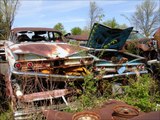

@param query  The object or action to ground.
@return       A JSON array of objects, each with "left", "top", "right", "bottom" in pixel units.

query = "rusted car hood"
[
  {"left": 10, "top": 42, "right": 89, "bottom": 58},
  {"left": 87, "top": 23, "right": 133, "bottom": 50}
]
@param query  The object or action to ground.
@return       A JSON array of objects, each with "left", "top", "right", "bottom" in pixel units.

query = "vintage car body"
[
  {"left": 5, "top": 27, "right": 94, "bottom": 119},
  {"left": 124, "top": 31, "right": 153, "bottom": 51},
  {"left": 4, "top": 26, "right": 148, "bottom": 119},
  {"left": 69, "top": 24, "right": 156, "bottom": 60},
  {"left": 89, "top": 49, "right": 147, "bottom": 80},
  {"left": 86, "top": 23, "right": 148, "bottom": 79},
  {"left": 64, "top": 34, "right": 89, "bottom": 46}
]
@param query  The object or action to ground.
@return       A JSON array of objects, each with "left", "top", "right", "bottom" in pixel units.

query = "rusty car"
[
  {"left": 64, "top": 24, "right": 148, "bottom": 80},
  {"left": 153, "top": 27, "right": 160, "bottom": 60},
  {"left": 4, "top": 27, "right": 94, "bottom": 119},
  {"left": 122, "top": 30, "right": 158, "bottom": 60},
  {"left": 4, "top": 26, "right": 148, "bottom": 119},
  {"left": 64, "top": 34, "right": 89, "bottom": 46},
  {"left": 86, "top": 23, "right": 148, "bottom": 79}
]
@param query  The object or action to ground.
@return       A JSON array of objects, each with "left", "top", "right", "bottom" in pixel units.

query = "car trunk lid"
[{"left": 86, "top": 23, "right": 133, "bottom": 50}]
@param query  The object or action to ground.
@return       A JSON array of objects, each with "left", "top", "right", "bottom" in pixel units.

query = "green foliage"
[
  {"left": 73, "top": 73, "right": 160, "bottom": 113},
  {"left": 103, "top": 18, "right": 127, "bottom": 29},
  {"left": 65, "top": 73, "right": 107, "bottom": 112},
  {"left": 97, "top": 39, "right": 117, "bottom": 58},
  {"left": 0, "top": 12, "right": 6, "bottom": 40},
  {"left": 79, "top": 73, "right": 97, "bottom": 108},
  {"left": 71, "top": 27, "right": 82, "bottom": 35},
  {"left": 68, "top": 40, "right": 80, "bottom": 46},
  {"left": 103, "top": 18, "right": 119, "bottom": 28},
  {"left": 81, "top": 26, "right": 90, "bottom": 36},
  {"left": 0, "top": 108, "right": 13, "bottom": 120},
  {"left": 53, "top": 23, "right": 66, "bottom": 34},
  {"left": 116, "top": 74, "right": 160, "bottom": 112},
  {"left": 125, "top": 42, "right": 142, "bottom": 55}
]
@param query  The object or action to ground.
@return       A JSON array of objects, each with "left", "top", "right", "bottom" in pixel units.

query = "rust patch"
[
  {"left": 11, "top": 43, "right": 89, "bottom": 58},
  {"left": 18, "top": 89, "right": 72, "bottom": 102},
  {"left": 42, "top": 100, "right": 144, "bottom": 120}
]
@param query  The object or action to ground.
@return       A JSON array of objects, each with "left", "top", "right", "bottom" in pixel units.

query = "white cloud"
[
  {"left": 15, "top": 0, "right": 43, "bottom": 18},
  {"left": 15, "top": 1, "right": 89, "bottom": 19},
  {"left": 14, "top": 0, "right": 89, "bottom": 30},
  {"left": 42, "top": 1, "right": 89, "bottom": 12},
  {"left": 97, "top": 0, "right": 127, "bottom": 6}
]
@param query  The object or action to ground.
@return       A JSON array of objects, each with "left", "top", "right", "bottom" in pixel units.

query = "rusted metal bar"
[
  {"left": 12, "top": 70, "right": 84, "bottom": 81},
  {"left": 18, "top": 89, "right": 72, "bottom": 102}
]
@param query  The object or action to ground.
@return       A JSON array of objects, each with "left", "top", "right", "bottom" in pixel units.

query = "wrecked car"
[
  {"left": 153, "top": 27, "right": 160, "bottom": 60},
  {"left": 86, "top": 23, "right": 148, "bottom": 80},
  {"left": 4, "top": 27, "right": 94, "bottom": 119},
  {"left": 123, "top": 30, "right": 157, "bottom": 60},
  {"left": 64, "top": 34, "right": 89, "bottom": 46},
  {"left": 147, "top": 27, "right": 160, "bottom": 80},
  {"left": 4, "top": 26, "right": 148, "bottom": 119}
]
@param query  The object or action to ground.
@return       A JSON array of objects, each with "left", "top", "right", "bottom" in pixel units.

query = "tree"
[
  {"left": 71, "top": 27, "right": 82, "bottom": 35},
  {"left": 53, "top": 23, "right": 66, "bottom": 35},
  {"left": 103, "top": 18, "right": 119, "bottom": 28},
  {"left": 89, "top": 1, "right": 104, "bottom": 30},
  {"left": 125, "top": 0, "right": 160, "bottom": 37},
  {"left": 0, "top": 0, "right": 20, "bottom": 39},
  {"left": 103, "top": 18, "right": 127, "bottom": 29},
  {"left": 81, "top": 26, "right": 90, "bottom": 36},
  {"left": 0, "top": 13, "right": 5, "bottom": 39}
]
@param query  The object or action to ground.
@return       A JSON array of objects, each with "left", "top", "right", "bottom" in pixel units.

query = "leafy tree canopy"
[
  {"left": 53, "top": 23, "right": 66, "bottom": 35},
  {"left": 103, "top": 18, "right": 127, "bottom": 29},
  {"left": 71, "top": 27, "right": 82, "bottom": 35}
]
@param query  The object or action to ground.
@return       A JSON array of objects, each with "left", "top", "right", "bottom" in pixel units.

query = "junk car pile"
[{"left": 1, "top": 24, "right": 150, "bottom": 119}]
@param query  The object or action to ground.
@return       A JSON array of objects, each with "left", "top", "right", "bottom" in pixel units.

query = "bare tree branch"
[
  {"left": 89, "top": 1, "right": 104, "bottom": 30},
  {"left": 0, "top": 0, "right": 19, "bottom": 39},
  {"left": 122, "top": 0, "right": 159, "bottom": 37}
]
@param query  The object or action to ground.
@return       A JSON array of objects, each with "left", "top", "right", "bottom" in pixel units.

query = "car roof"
[{"left": 11, "top": 27, "right": 62, "bottom": 35}]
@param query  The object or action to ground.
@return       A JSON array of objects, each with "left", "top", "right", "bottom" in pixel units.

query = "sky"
[{"left": 13, "top": 0, "right": 160, "bottom": 32}]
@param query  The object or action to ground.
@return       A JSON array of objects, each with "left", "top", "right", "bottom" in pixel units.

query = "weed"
[
  {"left": 116, "top": 74, "right": 160, "bottom": 112},
  {"left": 0, "top": 108, "right": 13, "bottom": 120}
]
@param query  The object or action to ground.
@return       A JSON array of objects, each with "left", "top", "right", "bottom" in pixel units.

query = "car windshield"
[
  {"left": 16, "top": 30, "right": 62, "bottom": 42},
  {"left": 127, "top": 31, "right": 145, "bottom": 40}
]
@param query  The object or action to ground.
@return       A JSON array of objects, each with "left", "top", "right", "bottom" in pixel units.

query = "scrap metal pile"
[{"left": 0, "top": 24, "right": 159, "bottom": 119}]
